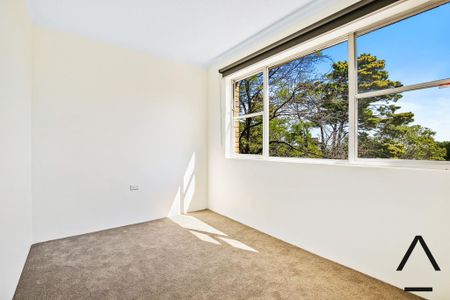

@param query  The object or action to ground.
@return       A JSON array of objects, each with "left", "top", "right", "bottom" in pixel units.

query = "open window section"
[
  {"left": 235, "top": 115, "right": 263, "bottom": 155},
  {"left": 357, "top": 2, "right": 450, "bottom": 93},
  {"left": 232, "top": 72, "right": 264, "bottom": 156},
  {"left": 268, "top": 41, "right": 349, "bottom": 159},
  {"left": 233, "top": 72, "right": 263, "bottom": 117},
  {"left": 358, "top": 87, "right": 450, "bottom": 161}
]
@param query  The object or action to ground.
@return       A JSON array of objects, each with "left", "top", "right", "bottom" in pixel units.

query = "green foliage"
[
  {"left": 269, "top": 117, "right": 322, "bottom": 158},
  {"left": 357, "top": 53, "right": 402, "bottom": 92},
  {"left": 354, "top": 54, "right": 445, "bottom": 160},
  {"left": 237, "top": 73, "right": 263, "bottom": 115},
  {"left": 237, "top": 52, "right": 446, "bottom": 161},
  {"left": 438, "top": 141, "right": 450, "bottom": 161},
  {"left": 267, "top": 52, "right": 348, "bottom": 159},
  {"left": 238, "top": 116, "right": 263, "bottom": 154}
]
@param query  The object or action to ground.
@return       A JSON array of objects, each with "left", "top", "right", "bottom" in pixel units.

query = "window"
[
  {"left": 233, "top": 73, "right": 264, "bottom": 155},
  {"left": 355, "top": 2, "right": 450, "bottom": 162},
  {"left": 358, "top": 87, "right": 450, "bottom": 161},
  {"left": 357, "top": 4, "right": 450, "bottom": 91},
  {"left": 229, "top": 2, "right": 450, "bottom": 167},
  {"left": 269, "top": 41, "right": 348, "bottom": 159}
]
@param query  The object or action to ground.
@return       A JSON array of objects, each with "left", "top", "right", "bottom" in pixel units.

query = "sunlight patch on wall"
[
  {"left": 183, "top": 153, "right": 195, "bottom": 193},
  {"left": 182, "top": 153, "right": 196, "bottom": 213},
  {"left": 168, "top": 187, "right": 181, "bottom": 217},
  {"left": 166, "top": 152, "right": 197, "bottom": 217},
  {"left": 183, "top": 175, "right": 195, "bottom": 214}
]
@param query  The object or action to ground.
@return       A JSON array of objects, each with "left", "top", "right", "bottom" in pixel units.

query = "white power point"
[{"left": 129, "top": 185, "right": 139, "bottom": 191}]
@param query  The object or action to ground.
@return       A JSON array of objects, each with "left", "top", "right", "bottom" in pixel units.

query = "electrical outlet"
[{"left": 129, "top": 185, "right": 139, "bottom": 191}]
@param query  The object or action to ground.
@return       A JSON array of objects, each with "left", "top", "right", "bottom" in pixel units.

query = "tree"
[
  {"left": 354, "top": 54, "right": 445, "bottom": 160},
  {"left": 235, "top": 73, "right": 264, "bottom": 154},
  {"left": 438, "top": 141, "right": 450, "bottom": 161},
  {"left": 268, "top": 54, "right": 326, "bottom": 157},
  {"left": 237, "top": 52, "right": 447, "bottom": 161}
]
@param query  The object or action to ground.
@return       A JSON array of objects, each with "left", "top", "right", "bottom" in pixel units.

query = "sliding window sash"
[{"left": 356, "top": 78, "right": 450, "bottom": 99}]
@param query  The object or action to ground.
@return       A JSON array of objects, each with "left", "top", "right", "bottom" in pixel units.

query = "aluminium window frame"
[
  {"left": 351, "top": 1, "right": 450, "bottom": 169},
  {"left": 231, "top": 37, "right": 348, "bottom": 160},
  {"left": 231, "top": 68, "right": 266, "bottom": 158},
  {"left": 228, "top": 0, "right": 450, "bottom": 170}
]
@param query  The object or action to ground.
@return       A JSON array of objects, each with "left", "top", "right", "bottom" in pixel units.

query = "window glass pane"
[
  {"left": 268, "top": 41, "right": 348, "bottom": 159},
  {"left": 235, "top": 116, "right": 263, "bottom": 155},
  {"left": 234, "top": 72, "right": 263, "bottom": 116},
  {"left": 358, "top": 87, "right": 450, "bottom": 161},
  {"left": 357, "top": 3, "right": 450, "bottom": 93}
]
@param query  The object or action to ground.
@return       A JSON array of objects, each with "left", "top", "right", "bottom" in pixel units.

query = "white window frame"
[
  {"left": 231, "top": 68, "right": 266, "bottom": 159},
  {"left": 225, "top": 0, "right": 450, "bottom": 170}
]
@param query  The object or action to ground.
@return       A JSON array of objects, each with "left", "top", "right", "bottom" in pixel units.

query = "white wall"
[
  {"left": 0, "top": 0, "right": 33, "bottom": 298},
  {"left": 207, "top": 1, "right": 450, "bottom": 299},
  {"left": 32, "top": 26, "right": 208, "bottom": 243}
]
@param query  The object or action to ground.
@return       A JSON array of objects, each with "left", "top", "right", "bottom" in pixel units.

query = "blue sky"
[{"left": 321, "top": 3, "right": 450, "bottom": 141}]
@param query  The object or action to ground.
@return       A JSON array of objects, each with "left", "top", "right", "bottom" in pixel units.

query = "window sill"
[{"left": 227, "top": 155, "right": 450, "bottom": 172}]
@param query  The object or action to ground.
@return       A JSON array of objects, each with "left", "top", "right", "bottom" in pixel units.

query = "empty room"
[{"left": 1, "top": 0, "right": 449, "bottom": 299}]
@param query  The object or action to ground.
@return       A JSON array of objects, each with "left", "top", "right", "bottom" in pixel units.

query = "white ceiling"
[{"left": 28, "top": 0, "right": 317, "bottom": 65}]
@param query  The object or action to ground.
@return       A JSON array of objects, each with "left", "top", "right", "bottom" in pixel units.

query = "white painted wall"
[
  {"left": 2, "top": 0, "right": 447, "bottom": 298},
  {"left": 207, "top": 1, "right": 450, "bottom": 299},
  {"left": 0, "top": 0, "right": 33, "bottom": 298},
  {"left": 32, "top": 26, "right": 208, "bottom": 243}
]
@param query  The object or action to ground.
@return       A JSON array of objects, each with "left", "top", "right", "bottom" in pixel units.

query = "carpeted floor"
[{"left": 15, "top": 210, "right": 420, "bottom": 299}]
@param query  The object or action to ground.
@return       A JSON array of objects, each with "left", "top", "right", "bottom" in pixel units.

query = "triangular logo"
[{"left": 397, "top": 235, "right": 440, "bottom": 271}]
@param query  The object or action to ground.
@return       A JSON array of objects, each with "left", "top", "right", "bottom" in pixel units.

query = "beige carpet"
[{"left": 15, "top": 210, "right": 420, "bottom": 299}]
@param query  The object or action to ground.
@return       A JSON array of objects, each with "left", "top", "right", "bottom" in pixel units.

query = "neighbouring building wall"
[
  {"left": 0, "top": 0, "right": 33, "bottom": 298},
  {"left": 32, "top": 25, "right": 208, "bottom": 243},
  {"left": 207, "top": 1, "right": 450, "bottom": 299}
]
